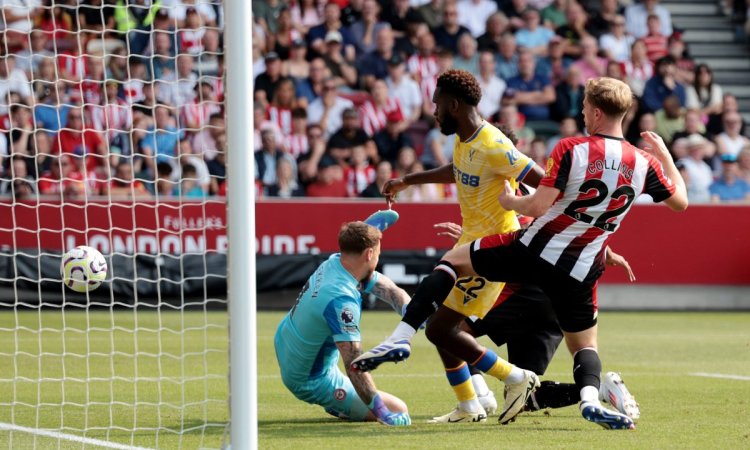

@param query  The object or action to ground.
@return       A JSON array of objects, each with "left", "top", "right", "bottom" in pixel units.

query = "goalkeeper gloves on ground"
[{"left": 368, "top": 394, "right": 411, "bottom": 426}]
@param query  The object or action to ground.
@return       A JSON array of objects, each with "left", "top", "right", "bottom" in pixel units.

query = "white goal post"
[{"left": 0, "top": 1, "right": 240, "bottom": 448}]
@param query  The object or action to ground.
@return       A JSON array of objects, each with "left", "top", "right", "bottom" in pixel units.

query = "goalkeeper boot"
[
  {"left": 351, "top": 339, "right": 411, "bottom": 372},
  {"left": 428, "top": 406, "right": 487, "bottom": 424},
  {"left": 580, "top": 401, "right": 635, "bottom": 430},
  {"left": 498, "top": 370, "right": 540, "bottom": 425},
  {"left": 477, "top": 390, "right": 498, "bottom": 415},
  {"left": 599, "top": 371, "right": 640, "bottom": 421}
]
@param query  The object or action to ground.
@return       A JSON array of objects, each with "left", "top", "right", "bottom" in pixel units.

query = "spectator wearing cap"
[
  {"left": 307, "top": 2, "right": 356, "bottom": 58},
  {"left": 291, "top": 0, "right": 323, "bottom": 35},
  {"left": 294, "top": 57, "right": 327, "bottom": 109},
  {"left": 505, "top": 50, "right": 555, "bottom": 121},
  {"left": 571, "top": 36, "right": 607, "bottom": 82},
  {"left": 715, "top": 112, "right": 750, "bottom": 159},
  {"left": 477, "top": 12, "right": 510, "bottom": 53},
  {"left": 350, "top": 0, "right": 389, "bottom": 56},
  {"left": 253, "top": 52, "right": 289, "bottom": 109},
  {"left": 322, "top": 31, "right": 358, "bottom": 88},
  {"left": 514, "top": 8, "right": 555, "bottom": 57},
  {"left": 678, "top": 134, "right": 715, "bottom": 203},
  {"left": 457, "top": 0, "right": 498, "bottom": 38},
  {"left": 495, "top": 33, "right": 520, "bottom": 81},
  {"left": 385, "top": 55, "right": 422, "bottom": 125},
  {"left": 360, "top": 79, "right": 406, "bottom": 137},
  {"left": 283, "top": 38, "right": 311, "bottom": 80},
  {"left": 307, "top": 78, "right": 354, "bottom": 138},
  {"left": 625, "top": 0, "right": 672, "bottom": 39},
  {"left": 551, "top": 65, "right": 584, "bottom": 126},
  {"left": 255, "top": 128, "right": 298, "bottom": 189},
  {"left": 599, "top": 15, "right": 634, "bottom": 63},
  {"left": 476, "top": 51, "right": 505, "bottom": 119},
  {"left": 535, "top": 35, "right": 571, "bottom": 87},
  {"left": 179, "top": 6, "right": 206, "bottom": 56},
  {"left": 328, "top": 107, "right": 378, "bottom": 165},
  {"left": 373, "top": 109, "right": 412, "bottom": 163},
  {"left": 642, "top": 56, "right": 686, "bottom": 113},
  {"left": 432, "top": 2, "right": 471, "bottom": 54},
  {"left": 453, "top": 33, "right": 480, "bottom": 74},
  {"left": 357, "top": 26, "right": 396, "bottom": 90},
  {"left": 305, "top": 155, "right": 348, "bottom": 198},
  {"left": 710, "top": 155, "right": 750, "bottom": 202},
  {"left": 555, "top": 2, "right": 590, "bottom": 58}
]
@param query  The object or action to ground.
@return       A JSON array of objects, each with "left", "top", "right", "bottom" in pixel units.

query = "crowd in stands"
[
  {"left": 0, "top": 0, "right": 225, "bottom": 200},
  {"left": 0, "top": 1, "right": 748, "bottom": 204}
]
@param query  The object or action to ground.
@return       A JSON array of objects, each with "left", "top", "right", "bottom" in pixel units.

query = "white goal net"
[{"left": 0, "top": 1, "right": 228, "bottom": 448}]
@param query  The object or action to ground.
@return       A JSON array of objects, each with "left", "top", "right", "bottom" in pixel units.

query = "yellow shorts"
[{"left": 443, "top": 276, "right": 505, "bottom": 319}]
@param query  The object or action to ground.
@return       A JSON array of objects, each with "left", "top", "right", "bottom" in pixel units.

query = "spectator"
[
  {"left": 32, "top": 57, "right": 57, "bottom": 101},
  {"left": 196, "top": 29, "right": 221, "bottom": 76},
  {"left": 15, "top": 30, "right": 54, "bottom": 76},
  {"left": 420, "top": 119, "right": 455, "bottom": 169},
  {"left": 173, "top": 139, "right": 211, "bottom": 193},
  {"left": 175, "top": 163, "right": 205, "bottom": 198},
  {"left": 457, "top": 0, "right": 498, "bottom": 38},
  {"left": 0, "top": 155, "right": 36, "bottom": 196},
  {"left": 432, "top": 2, "right": 471, "bottom": 54},
  {"left": 686, "top": 64, "right": 723, "bottom": 118},
  {"left": 625, "top": 0, "right": 672, "bottom": 39},
  {"left": 671, "top": 108, "right": 707, "bottom": 144},
  {"left": 654, "top": 95, "right": 685, "bottom": 144},
  {"left": 571, "top": 35, "right": 607, "bottom": 82},
  {"left": 357, "top": 26, "right": 396, "bottom": 90},
  {"left": 642, "top": 14, "right": 668, "bottom": 63},
  {"left": 123, "top": 57, "right": 149, "bottom": 104},
  {"left": 535, "top": 35, "right": 571, "bottom": 87},
  {"left": 306, "top": 156, "right": 348, "bottom": 197},
  {"left": 255, "top": 128, "right": 297, "bottom": 189},
  {"left": 496, "top": 103, "right": 535, "bottom": 152},
  {"left": 350, "top": 0, "right": 389, "bottom": 56},
  {"left": 407, "top": 30, "right": 440, "bottom": 101},
  {"left": 453, "top": 33, "right": 479, "bottom": 74},
  {"left": 54, "top": 107, "right": 106, "bottom": 173},
  {"left": 328, "top": 107, "right": 378, "bottom": 165},
  {"left": 179, "top": 7, "right": 208, "bottom": 56},
  {"left": 140, "top": 105, "right": 184, "bottom": 173},
  {"left": 505, "top": 50, "right": 555, "bottom": 121},
  {"left": 322, "top": 31, "right": 358, "bottom": 88},
  {"left": 307, "top": 2, "right": 356, "bottom": 58},
  {"left": 38, "top": 155, "right": 85, "bottom": 198},
  {"left": 265, "top": 78, "right": 297, "bottom": 136},
  {"left": 599, "top": 15, "right": 634, "bottom": 63},
  {"left": 541, "top": 0, "right": 567, "bottom": 30},
  {"left": 298, "top": 124, "right": 327, "bottom": 184},
  {"left": 551, "top": 65, "right": 584, "bottom": 126},
  {"left": 291, "top": 0, "right": 323, "bottom": 35},
  {"left": 268, "top": 7, "right": 301, "bottom": 61},
  {"left": 340, "top": 0, "right": 365, "bottom": 27},
  {"left": 193, "top": 112, "right": 225, "bottom": 161},
  {"left": 515, "top": 8, "right": 555, "bottom": 57},
  {"left": 283, "top": 39, "right": 310, "bottom": 81},
  {"left": 181, "top": 80, "right": 221, "bottom": 132},
  {"left": 394, "top": 15, "right": 428, "bottom": 57},
  {"left": 476, "top": 51, "right": 506, "bottom": 119},
  {"left": 155, "top": 161, "right": 176, "bottom": 198},
  {"left": 393, "top": 145, "right": 418, "bottom": 178},
  {"left": 360, "top": 159, "right": 393, "bottom": 198},
  {"left": 34, "top": 82, "right": 72, "bottom": 134},
  {"left": 385, "top": 55, "right": 422, "bottom": 125},
  {"left": 526, "top": 137, "right": 547, "bottom": 166},
  {"left": 206, "top": 134, "right": 226, "bottom": 195},
  {"left": 8, "top": 103, "right": 33, "bottom": 155},
  {"left": 360, "top": 79, "right": 405, "bottom": 137},
  {"left": 606, "top": 59, "right": 625, "bottom": 80},
  {"left": 253, "top": 52, "right": 287, "bottom": 108},
  {"left": 707, "top": 93, "right": 745, "bottom": 138},
  {"left": 283, "top": 108, "right": 311, "bottom": 160},
  {"left": 110, "top": 161, "right": 151, "bottom": 198},
  {"left": 555, "top": 2, "right": 590, "bottom": 58},
  {"left": 642, "top": 56, "right": 686, "bottom": 113},
  {"left": 373, "top": 110, "right": 413, "bottom": 163},
  {"left": 0, "top": 54, "right": 33, "bottom": 115},
  {"left": 344, "top": 144, "right": 376, "bottom": 197},
  {"left": 738, "top": 147, "right": 750, "bottom": 184},
  {"left": 267, "top": 157, "right": 305, "bottom": 198},
  {"left": 495, "top": 33, "right": 520, "bottom": 81},
  {"left": 710, "top": 155, "right": 750, "bottom": 202},
  {"left": 418, "top": 0, "right": 445, "bottom": 30},
  {"left": 667, "top": 36, "right": 694, "bottom": 86},
  {"left": 622, "top": 39, "right": 653, "bottom": 97},
  {"left": 588, "top": 0, "right": 624, "bottom": 38},
  {"left": 715, "top": 112, "right": 750, "bottom": 159},
  {"left": 382, "top": 0, "right": 420, "bottom": 38},
  {"left": 307, "top": 78, "right": 354, "bottom": 138},
  {"left": 294, "top": 57, "right": 327, "bottom": 108},
  {"left": 545, "top": 117, "right": 580, "bottom": 156},
  {"left": 399, "top": 160, "right": 441, "bottom": 201},
  {"left": 678, "top": 134, "right": 714, "bottom": 203},
  {"left": 500, "top": 0, "right": 527, "bottom": 31},
  {"left": 477, "top": 12, "right": 510, "bottom": 53}
]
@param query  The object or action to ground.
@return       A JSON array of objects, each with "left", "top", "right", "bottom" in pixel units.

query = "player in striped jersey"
[{"left": 355, "top": 77, "right": 688, "bottom": 429}]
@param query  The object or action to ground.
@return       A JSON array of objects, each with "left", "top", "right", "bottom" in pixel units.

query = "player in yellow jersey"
[{"left": 352, "top": 70, "right": 546, "bottom": 424}]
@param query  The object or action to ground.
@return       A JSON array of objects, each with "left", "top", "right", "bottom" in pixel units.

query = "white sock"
[
  {"left": 580, "top": 386, "right": 600, "bottom": 404},
  {"left": 459, "top": 396, "right": 482, "bottom": 413},
  {"left": 471, "top": 374, "right": 490, "bottom": 397},
  {"left": 388, "top": 321, "right": 416, "bottom": 343},
  {"left": 504, "top": 366, "right": 526, "bottom": 384}
]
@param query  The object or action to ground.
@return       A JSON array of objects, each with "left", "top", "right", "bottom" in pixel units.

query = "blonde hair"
[{"left": 584, "top": 77, "right": 634, "bottom": 118}]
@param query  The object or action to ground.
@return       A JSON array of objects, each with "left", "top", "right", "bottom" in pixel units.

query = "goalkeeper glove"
[{"left": 368, "top": 394, "right": 411, "bottom": 426}]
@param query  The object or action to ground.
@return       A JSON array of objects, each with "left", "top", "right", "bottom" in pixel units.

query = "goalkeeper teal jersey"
[{"left": 274, "top": 254, "right": 379, "bottom": 384}]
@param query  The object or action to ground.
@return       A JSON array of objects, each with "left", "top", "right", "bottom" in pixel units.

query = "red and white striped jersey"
[
  {"left": 182, "top": 100, "right": 222, "bottom": 131},
  {"left": 344, "top": 165, "right": 376, "bottom": 197},
  {"left": 283, "top": 133, "right": 309, "bottom": 159},
  {"left": 359, "top": 98, "right": 403, "bottom": 137},
  {"left": 406, "top": 54, "right": 439, "bottom": 84},
  {"left": 179, "top": 29, "right": 206, "bottom": 56},
  {"left": 520, "top": 134, "right": 676, "bottom": 283},
  {"left": 89, "top": 99, "right": 132, "bottom": 137},
  {"left": 266, "top": 105, "right": 293, "bottom": 135}
]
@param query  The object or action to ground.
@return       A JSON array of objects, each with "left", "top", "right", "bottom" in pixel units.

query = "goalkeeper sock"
[
  {"left": 472, "top": 348, "right": 520, "bottom": 383},
  {"left": 526, "top": 381, "right": 580, "bottom": 410},
  {"left": 446, "top": 362, "right": 481, "bottom": 412},
  {"left": 573, "top": 347, "right": 601, "bottom": 404},
  {"left": 401, "top": 260, "right": 457, "bottom": 330}
]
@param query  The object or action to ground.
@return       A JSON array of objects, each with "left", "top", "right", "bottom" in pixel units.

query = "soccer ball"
[{"left": 61, "top": 246, "right": 108, "bottom": 293}]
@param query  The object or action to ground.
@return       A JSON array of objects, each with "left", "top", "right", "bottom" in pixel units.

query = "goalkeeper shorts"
[{"left": 282, "top": 366, "right": 370, "bottom": 421}]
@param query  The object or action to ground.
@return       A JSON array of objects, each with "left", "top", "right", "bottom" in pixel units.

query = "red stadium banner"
[{"left": 0, "top": 200, "right": 748, "bottom": 285}]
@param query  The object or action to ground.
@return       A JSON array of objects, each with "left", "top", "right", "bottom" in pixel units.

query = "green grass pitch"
[{"left": 0, "top": 310, "right": 748, "bottom": 449}]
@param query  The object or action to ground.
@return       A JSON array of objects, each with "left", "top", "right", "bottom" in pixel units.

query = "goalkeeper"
[{"left": 274, "top": 219, "right": 412, "bottom": 426}]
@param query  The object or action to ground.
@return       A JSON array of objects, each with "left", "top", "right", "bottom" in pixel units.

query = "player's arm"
[
  {"left": 383, "top": 163, "right": 454, "bottom": 205},
  {"left": 499, "top": 180, "right": 559, "bottom": 218},
  {"left": 337, "top": 340, "right": 379, "bottom": 405},
  {"left": 367, "top": 275, "right": 410, "bottom": 315},
  {"left": 518, "top": 163, "right": 545, "bottom": 188},
  {"left": 640, "top": 131, "right": 688, "bottom": 212}
]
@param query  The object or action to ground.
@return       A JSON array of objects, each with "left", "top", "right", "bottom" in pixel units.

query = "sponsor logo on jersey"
[
  {"left": 546, "top": 157, "right": 554, "bottom": 177},
  {"left": 341, "top": 308, "right": 354, "bottom": 323}
]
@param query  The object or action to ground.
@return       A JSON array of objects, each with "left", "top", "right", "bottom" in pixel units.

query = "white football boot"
[
  {"left": 498, "top": 370, "right": 540, "bottom": 424},
  {"left": 599, "top": 371, "right": 640, "bottom": 421},
  {"left": 428, "top": 405, "right": 487, "bottom": 424}
]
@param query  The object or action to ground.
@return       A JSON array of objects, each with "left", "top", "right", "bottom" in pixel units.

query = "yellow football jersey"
[{"left": 444, "top": 121, "right": 534, "bottom": 319}]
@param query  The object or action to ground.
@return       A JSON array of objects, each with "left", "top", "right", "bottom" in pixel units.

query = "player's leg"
[
  {"left": 319, "top": 367, "right": 409, "bottom": 422},
  {"left": 428, "top": 343, "right": 487, "bottom": 423}
]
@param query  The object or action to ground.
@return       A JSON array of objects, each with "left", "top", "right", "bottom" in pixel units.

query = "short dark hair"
[
  {"left": 291, "top": 107, "right": 307, "bottom": 119},
  {"left": 338, "top": 221, "right": 381, "bottom": 255},
  {"left": 436, "top": 69, "right": 482, "bottom": 106}
]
